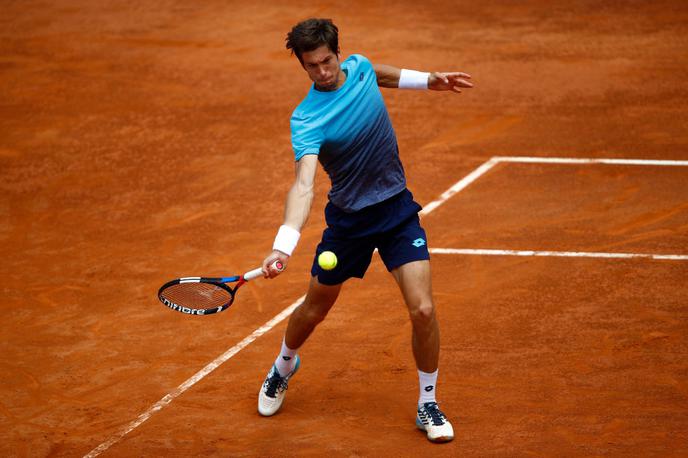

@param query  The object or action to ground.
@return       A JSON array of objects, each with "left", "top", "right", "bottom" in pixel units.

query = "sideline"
[{"left": 83, "top": 297, "right": 303, "bottom": 458}]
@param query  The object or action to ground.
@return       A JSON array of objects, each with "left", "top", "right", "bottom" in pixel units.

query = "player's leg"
[
  {"left": 391, "top": 260, "right": 439, "bottom": 373},
  {"left": 379, "top": 214, "right": 454, "bottom": 443},
  {"left": 391, "top": 260, "right": 454, "bottom": 443},
  {"left": 259, "top": 229, "right": 375, "bottom": 417},
  {"left": 379, "top": 216, "right": 438, "bottom": 374},
  {"left": 391, "top": 261, "right": 441, "bottom": 407}
]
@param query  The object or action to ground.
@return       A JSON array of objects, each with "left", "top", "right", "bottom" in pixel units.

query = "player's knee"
[
  {"left": 306, "top": 308, "right": 329, "bottom": 324},
  {"left": 300, "top": 301, "right": 332, "bottom": 324},
  {"left": 408, "top": 301, "right": 436, "bottom": 327}
]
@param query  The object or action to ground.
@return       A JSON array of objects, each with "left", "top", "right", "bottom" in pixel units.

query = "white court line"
[
  {"left": 421, "top": 156, "right": 688, "bottom": 218},
  {"left": 85, "top": 155, "right": 688, "bottom": 456},
  {"left": 419, "top": 158, "right": 499, "bottom": 216},
  {"left": 84, "top": 296, "right": 304, "bottom": 458},
  {"left": 493, "top": 156, "right": 688, "bottom": 167},
  {"left": 430, "top": 248, "right": 688, "bottom": 261}
]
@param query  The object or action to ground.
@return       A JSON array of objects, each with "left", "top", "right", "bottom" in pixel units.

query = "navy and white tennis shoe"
[
  {"left": 258, "top": 356, "right": 300, "bottom": 416},
  {"left": 416, "top": 402, "right": 454, "bottom": 443}
]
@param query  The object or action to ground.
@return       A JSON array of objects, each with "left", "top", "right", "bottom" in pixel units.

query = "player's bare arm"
[
  {"left": 283, "top": 154, "right": 318, "bottom": 234},
  {"left": 262, "top": 154, "right": 319, "bottom": 277},
  {"left": 373, "top": 64, "right": 402, "bottom": 88},
  {"left": 373, "top": 63, "right": 473, "bottom": 93}
]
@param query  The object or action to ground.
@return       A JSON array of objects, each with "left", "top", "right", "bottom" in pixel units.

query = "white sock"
[
  {"left": 274, "top": 338, "right": 298, "bottom": 376},
  {"left": 418, "top": 369, "right": 438, "bottom": 405}
]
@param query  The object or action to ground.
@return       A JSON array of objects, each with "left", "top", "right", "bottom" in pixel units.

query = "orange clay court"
[{"left": 1, "top": 1, "right": 687, "bottom": 456}]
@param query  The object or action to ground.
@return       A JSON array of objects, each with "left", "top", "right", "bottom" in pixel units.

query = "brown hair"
[{"left": 286, "top": 18, "right": 339, "bottom": 64}]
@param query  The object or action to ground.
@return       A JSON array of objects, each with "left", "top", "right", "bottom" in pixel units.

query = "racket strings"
[{"left": 161, "top": 282, "right": 232, "bottom": 309}]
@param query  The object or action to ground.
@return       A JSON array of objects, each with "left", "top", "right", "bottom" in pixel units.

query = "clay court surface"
[{"left": 2, "top": 1, "right": 688, "bottom": 456}]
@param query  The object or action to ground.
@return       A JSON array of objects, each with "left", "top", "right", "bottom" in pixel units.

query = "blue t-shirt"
[{"left": 290, "top": 54, "right": 406, "bottom": 212}]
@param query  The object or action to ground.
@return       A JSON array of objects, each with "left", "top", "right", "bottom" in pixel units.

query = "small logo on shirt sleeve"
[{"left": 359, "top": 72, "right": 364, "bottom": 82}]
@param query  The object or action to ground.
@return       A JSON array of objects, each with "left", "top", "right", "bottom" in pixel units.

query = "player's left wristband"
[
  {"left": 273, "top": 225, "right": 300, "bottom": 256},
  {"left": 398, "top": 69, "right": 430, "bottom": 90}
]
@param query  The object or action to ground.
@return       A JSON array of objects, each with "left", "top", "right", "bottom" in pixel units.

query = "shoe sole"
[
  {"left": 416, "top": 420, "right": 454, "bottom": 443},
  {"left": 427, "top": 434, "right": 454, "bottom": 443}
]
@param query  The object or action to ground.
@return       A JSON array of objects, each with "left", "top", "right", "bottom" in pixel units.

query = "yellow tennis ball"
[{"left": 318, "top": 251, "right": 338, "bottom": 270}]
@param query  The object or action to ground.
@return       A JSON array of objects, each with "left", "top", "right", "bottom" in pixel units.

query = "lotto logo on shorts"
[{"left": 412, "top": 238, "right": 426, "bottom": 248}]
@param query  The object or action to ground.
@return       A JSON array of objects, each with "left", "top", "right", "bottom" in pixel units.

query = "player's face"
[{"left": 301, "top": 45, "right": 342, "bottom": 92}]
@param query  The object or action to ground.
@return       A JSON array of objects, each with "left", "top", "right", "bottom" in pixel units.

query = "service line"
[
  {"left": 493, "top": 156, "right": 688, "bottom": 167},
  {"left": 430, "top": 248, "right": 688, "bottom": 261}
]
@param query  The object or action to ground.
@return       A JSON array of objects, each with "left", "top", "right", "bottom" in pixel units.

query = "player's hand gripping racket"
[{"left": 158, "top": 261, "right": 284, "bottom": 315}]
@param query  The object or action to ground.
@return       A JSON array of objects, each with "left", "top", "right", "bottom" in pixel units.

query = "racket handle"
[{"left": 244, "top": 260, "right": 284, "bottom": 281}]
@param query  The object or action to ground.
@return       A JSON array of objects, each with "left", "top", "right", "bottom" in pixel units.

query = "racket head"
[{"left": 158, "top": 277, "right": 238, "bottom": 315}]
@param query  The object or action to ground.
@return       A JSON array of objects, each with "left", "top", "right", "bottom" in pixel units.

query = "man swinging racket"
[{"left": 259, "top": 18, "right": 473, "bottom": 443}]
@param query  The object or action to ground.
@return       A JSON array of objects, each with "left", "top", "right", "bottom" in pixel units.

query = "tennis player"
[{"left": 259, "top": 18, "right": 472, "bottom": 443}]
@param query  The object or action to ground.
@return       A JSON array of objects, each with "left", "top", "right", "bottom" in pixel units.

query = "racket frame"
[{"left": 157, "top": 265, "right": 279, "bottom": 315}]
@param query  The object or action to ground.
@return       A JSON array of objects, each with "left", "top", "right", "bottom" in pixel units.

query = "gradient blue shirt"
[{"left": 291, "top": 54, "right": 406, "bottom": 212}]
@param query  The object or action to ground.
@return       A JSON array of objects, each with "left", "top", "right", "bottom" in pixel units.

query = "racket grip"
[{"left": 244, "top": 260, "right": 284, "bottom": 281}]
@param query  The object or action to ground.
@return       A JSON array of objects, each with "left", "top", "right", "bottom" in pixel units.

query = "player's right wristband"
[
  {"left": 272, "top": 225, "right": 300, "bottom": 256},
  {"left": 398, "top": 69, "right": 430, "bottom": 89}
]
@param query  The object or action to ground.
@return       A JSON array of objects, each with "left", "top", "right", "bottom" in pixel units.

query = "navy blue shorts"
[{"left": 311, "top": 189, "right": 430, "bottom": 285}]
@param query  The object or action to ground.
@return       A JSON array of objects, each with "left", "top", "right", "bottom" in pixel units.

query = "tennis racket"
[{"left": 158, "top": 261, "right": 283, "bottom": 316}]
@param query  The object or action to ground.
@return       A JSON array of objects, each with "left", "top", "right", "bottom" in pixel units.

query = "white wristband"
[
  {"left": 272, "top": 225, "right": 300, "bottom": 256},
  {"left": 398, "top": 69, "right": 430, "bottom": 90}
]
